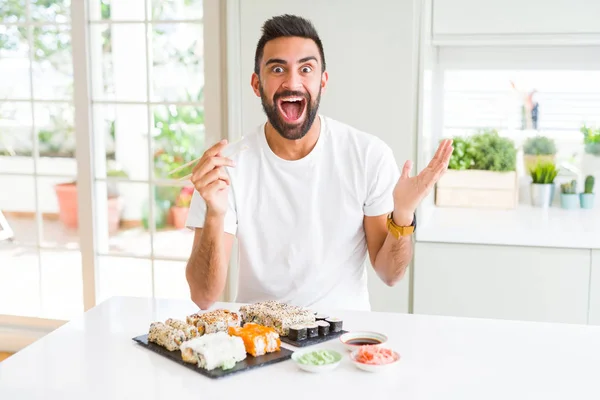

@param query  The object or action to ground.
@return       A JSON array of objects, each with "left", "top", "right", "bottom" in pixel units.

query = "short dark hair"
[{"left": 254, "top": 14, "right": 326, "bottom": 75}]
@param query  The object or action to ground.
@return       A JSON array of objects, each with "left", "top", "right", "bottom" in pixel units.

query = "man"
[{"left": 185, "top": 14, "right": 453, "bottom": 311}]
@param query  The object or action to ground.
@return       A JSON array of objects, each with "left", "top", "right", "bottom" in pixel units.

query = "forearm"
[
  {"left": 186, "top": 213, "right": 229, "bottom": 309},
  {"left": 373, "top": 234, "right": 413, "bottom": 286},
  {"left": 373, "top": 211, "right": 414, "bottom": 286}
]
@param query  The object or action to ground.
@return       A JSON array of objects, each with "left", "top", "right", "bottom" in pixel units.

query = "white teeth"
[{"left": 281, "top": 97, "right": 303, "bottom": 102}]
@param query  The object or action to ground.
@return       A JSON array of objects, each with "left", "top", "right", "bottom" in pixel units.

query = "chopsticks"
[
  {"left": 176, "top": 145, "right": 249, "bottom": 181},
  {"left": 167, "top": 137, "right": 245, "bottom": 177}
]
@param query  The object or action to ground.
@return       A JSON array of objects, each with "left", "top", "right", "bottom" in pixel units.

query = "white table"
[{"left": 1, "top": 296, "right": 600, "bottom": 399}]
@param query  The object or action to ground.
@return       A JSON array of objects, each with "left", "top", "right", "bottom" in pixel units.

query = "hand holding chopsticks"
[{"left": 170, "top": 139, "right": 246, "bottom": 217}]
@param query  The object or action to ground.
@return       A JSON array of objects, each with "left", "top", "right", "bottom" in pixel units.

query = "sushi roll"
[
  {"left": 287, "top": 324, "right": 307, "bottom": 342},
  {"left": 180, "top": 332, "right": 246, "bottom": 370},
  {"left": 165, "top": 318, "right": 200, "bottom": 340},
  {"left": 315, "top": 314, "right": 329, "bottom": 321},
  {"left": 148, "top": 322, "right": 187, "bottom": 351},
  {"left": 305, "top": 323, "right": 318, "bottom": 338},
  {"left": 229, "top": 323, "right": 281, "bottom": 356},
  {"left": 316, "top": 321, "right": 330, "bottom": 336},
  {"left": 325, "top": 317, "right": 343, "bottom": 333}
]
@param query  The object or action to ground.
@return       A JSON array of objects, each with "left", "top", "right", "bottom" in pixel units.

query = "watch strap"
[{"left": 386, "top": 213, "right": 416, "bottom": 239}]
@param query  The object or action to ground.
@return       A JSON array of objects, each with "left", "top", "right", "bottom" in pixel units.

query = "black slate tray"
[
  {"left": 132, "top": 334, "right": 294, "bottom": 379},
  {"left": 279, "top": 330, "right": 348, "bottom": 347}
]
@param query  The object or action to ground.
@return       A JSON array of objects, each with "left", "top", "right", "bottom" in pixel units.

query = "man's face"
[{"left": 252, "top": 36, "right": 328, "bottom": 140}]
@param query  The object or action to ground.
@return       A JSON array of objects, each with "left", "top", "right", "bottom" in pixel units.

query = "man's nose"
[{"left": 282, "top": 70, "right": 302, "bottom": 90}]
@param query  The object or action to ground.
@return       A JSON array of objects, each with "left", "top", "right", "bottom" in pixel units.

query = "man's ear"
[
  {"left": 251, "top": 73, "right": 261, "bottom": 97},
  {"left": 320, "top": 71, "right": 329, "bottom": 94}
]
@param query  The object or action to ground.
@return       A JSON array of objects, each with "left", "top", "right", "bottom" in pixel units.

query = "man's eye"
[
  {"left": 301, "top": 66, "right": 312, "bottom": 73},
  {"left": 272, "top": 66, "right": 284, "bottom": 73}
]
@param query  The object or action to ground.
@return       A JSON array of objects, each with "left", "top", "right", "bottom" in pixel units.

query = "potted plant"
[
  {"left": 580, "top": 175, "right": 595, "bottom": 209},
  {"left": 560, "top": 179, "right": 578, "bottom": 209},
  {"left": 54, "top": 163, "right": 126, "bottom": 233},
  {"left": 581, "top": 124, "right": 600, "bottom": 186},
  {"left": 529, "top": 161, "right": 558, "bottom": 208},
  {"left": 171, "top": 186, "right": 193, "bottom": 229},
  {"left": 522, "top": 135, "right": 556, "bottom": 172},
  {"left": 436, "top": 129, "right": 518, "bottom": 209}
]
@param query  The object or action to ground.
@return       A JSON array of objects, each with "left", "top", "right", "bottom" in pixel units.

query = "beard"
[{"left": 259, "top": 83, "right": 321, "bottom": 141}]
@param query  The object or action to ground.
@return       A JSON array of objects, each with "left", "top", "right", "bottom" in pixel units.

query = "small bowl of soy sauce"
[{"left": 339, "top": 331, "right": 388, "bottom": 352}]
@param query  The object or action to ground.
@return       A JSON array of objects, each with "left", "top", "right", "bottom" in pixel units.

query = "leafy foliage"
[
  {"left": 448, "top": 136, "right": 476, "bottom": 170},
  {"left": 529, "top": 161, "right": 558, "bottom": 184},
  {"left": 581, "top": 124, "right": 600, "bottom": 156},
  {"left": 447, "top": 129, "right": 516, "bottom": 172},
  {"left": 523, "top": 136, "right": 557, "bottom": 156}
]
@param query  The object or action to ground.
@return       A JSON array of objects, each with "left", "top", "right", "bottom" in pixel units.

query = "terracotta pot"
[
  {"left": 54, "top": 183, "right": 78, "bottom": 229},
  {"left": 54, "top": 183, "right": 122, "bottom": 233},
  {"left": 171, "top": 206, "right": 189, "bottom": 229}
]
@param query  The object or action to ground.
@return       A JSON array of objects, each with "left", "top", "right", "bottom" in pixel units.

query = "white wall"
[
  {"left": 431, "top": 0, "right": 600, "bottom": 44},
  {"left": 228, "top": 0, "right": 421, "bottom": 313}
]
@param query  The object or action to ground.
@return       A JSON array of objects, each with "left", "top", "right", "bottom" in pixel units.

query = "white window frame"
[{"left": 0, "top": 0, "right": 232, "bottom": 345}]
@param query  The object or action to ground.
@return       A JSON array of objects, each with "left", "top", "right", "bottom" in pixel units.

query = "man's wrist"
[{"left": 392, "top": 209, "right": 414, "bottom": 226}]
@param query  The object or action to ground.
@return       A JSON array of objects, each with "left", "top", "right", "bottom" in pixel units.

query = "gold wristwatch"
[{"left": 386, "top": 212, "right": 416, "bottom": 239}]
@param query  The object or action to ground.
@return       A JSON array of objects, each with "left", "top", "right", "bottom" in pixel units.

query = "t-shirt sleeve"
[
  {"left": 185, "top": 186, "right": 238, "bottom": 235},
  {"left": 363, "top": 144, "right": 400, "bottom": 217}
]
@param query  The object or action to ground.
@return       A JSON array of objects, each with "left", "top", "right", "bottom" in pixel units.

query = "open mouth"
[{"left": 277, "top": 96, "right": 307, "bottom": 124}]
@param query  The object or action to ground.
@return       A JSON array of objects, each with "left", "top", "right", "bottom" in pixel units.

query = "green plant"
[
  {"left": 585, "top": 175, "right": 595, "bottom": 194},
  {"left": 529, "top": 161, "right": 558, "bottom": 184},
  {"left": 470, "top": 129, "right": 517, "bottom": 172},
  {"left": 581, "top": 124, "right": 600, "bottom": 156},
  {"left": 561, "top": 180, "right": 577, "bottom": 194},
  {"left": 448, "top": 136, "right": 476, "bottom": 170},
  {"left": 523, "top": 136, "right": 557, "bottom": 156}
]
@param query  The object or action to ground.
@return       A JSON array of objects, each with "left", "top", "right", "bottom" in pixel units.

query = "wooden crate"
[{"left": 435, "top": 170, "right": 518, "bottom": 209}]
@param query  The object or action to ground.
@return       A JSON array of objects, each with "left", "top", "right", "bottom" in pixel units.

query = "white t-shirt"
[{"left": 186, "top": 115, "right": 400, "bottom": 311}]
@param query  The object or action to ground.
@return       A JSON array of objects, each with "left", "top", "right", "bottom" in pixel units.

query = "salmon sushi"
[{"left": 228, "top": 323, "right": 281, "bottom": 357}]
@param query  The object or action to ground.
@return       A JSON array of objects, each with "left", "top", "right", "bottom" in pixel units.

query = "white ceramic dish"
[
  {"left": 339, "top": 331, "right": 388, "bottom": 352},
  {"left": 291, "top": 348, "right": 342, "bottom": 373},
  {"left": 349, "top": 347, "right": 401, "bottom": 373}
]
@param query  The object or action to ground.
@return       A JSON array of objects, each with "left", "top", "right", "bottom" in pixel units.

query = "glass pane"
[
  {"left": 151, "top": 23, "right": 203, "bottom": 102},
  {"left": 0, "top": 176, "right": 38, "bottom": 247},
  {"left": 152, "top": 105, "right": 205, "bottom": 180},
  {"left": 38, "top": 176, "right": 79, "bottom": 248},
  {"left": 0, "top": 26, "right": 30, "bottom": 99},
  {"left": 90, "top": 0, "right": 146, "bottom": 21},
  {"left": 92, "top": 104, "right": 149, "bottom": 177},
  {"left": 0, "top": 243, "right": 40, "bottom": 317},
  {"left": 97, "top": 256, "right": 152, "bottom": 304},
  {"left": 31, "top": 25, "right": 72, "bottom": 100},
  {"left": 89, "top": 24, "right": 148, "bottom": 102},
  {"left": 153, "top": 184, "right": 194, "bottom": 259},
  {"left": 0, "top": 102, "right": 34, "bottom": 172},
  {"left": 94, "top": 181, "right": 152, "bottom": 258},
  {"left": 1, "top": 0, "right": 26, "bottom": 23},
  {"left": 30, "top": 0, "right": 71, "bottom": 23},
  {"left": 152, "top": 0, "right": 203, "bottom": 20},
  {"left": 153, "top": 260, "right": 189, "bottom": 300},
  {"left": 35, "top": 103, "right": 76, "bottom": 161},
  {"left": 40, "top": 249, "right": 83, "bottom": 320}
]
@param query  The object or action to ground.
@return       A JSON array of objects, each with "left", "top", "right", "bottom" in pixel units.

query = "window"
[
  {"left": 0, "top": 0, "right": 208, "bottom": 324},
  {"left": 432, "top": 46, "right": 600, "bottom": 170}
]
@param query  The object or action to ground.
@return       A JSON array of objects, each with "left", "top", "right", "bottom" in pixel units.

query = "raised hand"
[
  {"left": 190, "top": 139, "right": 236, "bottom": 217},
  {"left": 391, "top": 139, "right": 453, "bottom": 224}
]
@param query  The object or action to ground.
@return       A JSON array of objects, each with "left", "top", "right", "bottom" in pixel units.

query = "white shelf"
[{"left": 416, "top": 204, "right": 600, "bottom": 250}]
